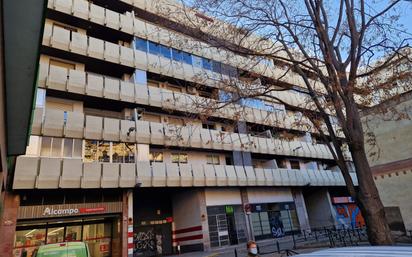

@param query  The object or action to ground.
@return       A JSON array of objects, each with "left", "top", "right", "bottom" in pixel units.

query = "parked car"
[
  {"left": 297, "top": 246, "right": 412, "bottom": 256},
  {"left": 34, "top": 242, "right": 90, "bottom": 257}
]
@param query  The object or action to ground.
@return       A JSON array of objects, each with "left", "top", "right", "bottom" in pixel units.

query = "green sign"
[{"left": 225, "top": 205, "right": 234, "bottom": 214}]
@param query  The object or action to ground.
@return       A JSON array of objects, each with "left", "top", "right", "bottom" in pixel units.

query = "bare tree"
[{"left": 147, "top": 0, "right": 412, "bottom": 244}]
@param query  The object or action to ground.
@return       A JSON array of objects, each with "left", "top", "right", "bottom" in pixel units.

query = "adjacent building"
[{"left": 10, "top": 1, "right": 359, "bottom": 257}]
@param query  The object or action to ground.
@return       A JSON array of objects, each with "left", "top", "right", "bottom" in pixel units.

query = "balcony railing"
[
  {"left": 31, "top": 107, "right": 336, "bottom": 160},
  {"left": 46, "top": 0, "right": 321, "bottom": 93},
  {"left": 13, "top": 156, "right": 357, "bottom": 189}
]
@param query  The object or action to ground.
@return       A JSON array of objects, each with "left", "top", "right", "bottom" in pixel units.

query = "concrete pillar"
[
  {"left": 304, "top": 189, "right": 336, "bottom": 229},
  {"left": 122, "top": 190, "right": 134, "bottom": 257},
  {"left": 127, "top": 190, "right": 133, "bottom": 257},
  {"left": 240, "top": 188, "right": 254, "bottom": 241},
  {"left": 0, "top": 192, "right": 20, "bottom": 257},
  {"left": 198, "top": 189, "right": 210, "bottom": 251},
  {"left": 292, "top": 189, "right": 311, "bottom": 231}
]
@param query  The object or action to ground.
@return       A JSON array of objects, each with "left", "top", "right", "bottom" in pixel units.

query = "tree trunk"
[{"left": 350, "top": 142, "right": 393, "bottom": 245}]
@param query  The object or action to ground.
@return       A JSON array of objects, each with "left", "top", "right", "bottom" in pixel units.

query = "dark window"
[
  {"left": 148, "top": 41, "right": 160, "bottom": 55},
  {"left": 182, "top": 52, "right": 192, "bottom": 65},
  {"left": 212, "top": 61, "right": 221, "bottom": 73},
  {"left": 160, "top": 45, "right": 171, "bottom": 58},
  {"left": 134, "top": 38, "right": 147, "bottom": 52},
  {"left": 290, "top": 160, "right": 300, "bottom": 170},
  {"left": 276, "top": 159, "right": 288, "bottom": 169},
  {"left": 172, "top": 48, "right": 183, "bottom": 61},
  {"left": 202, "top": 58, "right": 212, "bottom": 70}
]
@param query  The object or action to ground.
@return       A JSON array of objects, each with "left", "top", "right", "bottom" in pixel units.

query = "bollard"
[
  {"left": 234, "top": 248, "right": 238, "bottom": 257},
  {"left": 276, "top": 241, "right": 280, "bottom": 253}
]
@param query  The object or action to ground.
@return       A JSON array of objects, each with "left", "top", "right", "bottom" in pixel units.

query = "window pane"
[
  {"left": 202, "top": 58, "right": 212, "bottom": 70},
  {"left": 40, "top": 137, "right": 52, "bottom": 156},
  {"left": 179, "top": 153, "right": 188, "bottom": 163},
  {"left": 182, "top": 52, "right": 192, "bottom": 65},
  {"left": 212, "top": 61, "right": 221, "bottom": 73},
  {"left": 97, "top": 141, "right": 111, "bottom": 162},
  {"left": 134, "top": 38, "right": 147, "bottom": 52},
  {"left": 149, "top": 152, "right": 163, "bottom": 163},
  {"left": 172, "top": 48, "right": 182, "bottom": 61},
  {"left": 47, "top": 226, "right": 65, "bottom": 244},
  {"left": 36, "top": 88, "right": 46, "bottom": 108},
  {"left": 14, "top": 229, "right": 46, "bottom": 257},
  {"left": 192, "top": 55, "right": 203, "bottom": 68},
  {"left": 290, "top": 160, "right": 300, "bottom": 169},
  {"left": 63, "top": 138, "right": 73, "bottom": 157},
  {"left": 112, "top": 143, "right": 125, "bottom": 163},
  {"left": 133, "top": 69, "right": 147, "bottom": 85},
  {"left": 84, "top": 140, "right": 98, "bottom": 162},
  {"left": 125, "top": 143, "right": 136, "bottom": 163},
  {"left": 73, "top": 139, "right": 82, "bottom": 158},
  {"left": 51, "top": 138, "right": 62, "bottom": 157},
  {"left": 148, "top": 41, "right": 160, "bottom": 55},
  {"left": 160, "top": 45, "right": 171, "bottom": 58},
  {"left": 171, "top": 153, "right": 179, "bottom": 163},
  {"left": 65, "top": 225, "right": 82, "bottom": 242}
]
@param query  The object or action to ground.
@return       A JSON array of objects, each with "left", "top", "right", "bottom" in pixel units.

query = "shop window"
[
  {"left": 182, "top": 52, "right": 192, "bottom": 65},
  {"left": 14, "top": 229, "right": 46, "bottom": 257},
  {"left": 47, "top": 227, "right": 65, "bottom": 244},
  {"left": 65, "top": 225, "right": 82, "bottom": 242},
  {"left": 171, "top": 48, "right": 183, "bottom": 62},
  {"left": 290, "top": 160, "right": 300, "bottom": 170},
  {"left": 149, "top": 152, "right": 163, "bottom": 163},
  {"left": 192, "top": 55, "right": 203, "bottom": 68},
  {"left": 171, "top": 153, "right": 188, "bottom": 164},
  {"left": 134, "top": 37, "right": 148, "bottom": 52},
  {"left": 112, "top": 143, "right": 136, "bottom": 163},
  {"left": 148, "top": 41, "right": 160, "bottom": 55},
  {"left": 160, "top": 45, "right": 171, "bottom": 58},
  {"left": 83, "top": 223, "right": 112, "bottom": 257},
  {"left": 206, "top": 155, "right": 220, "bottom": 165}
]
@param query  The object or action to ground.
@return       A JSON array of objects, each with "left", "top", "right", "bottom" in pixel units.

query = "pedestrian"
[{"left": 247, "top": 240, "right": 258, "bottom": 257}]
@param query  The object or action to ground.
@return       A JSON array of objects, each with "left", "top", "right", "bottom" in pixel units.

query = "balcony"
[
  {"left": 39, "top": 63, "right": 330, "bottom": 136},
  {"left": 46, "top": 0, "right": 320, "bottom": 92},
  {"left": 12, "top": 156, "right": 357, "bottom": 189},
  {"left": 31, "top": 107, "right": 335, "bottom": 160}
]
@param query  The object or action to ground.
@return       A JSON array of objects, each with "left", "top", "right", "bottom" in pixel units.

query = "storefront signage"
[
  {"left": 42, "top": 207, "right": 106, "bottom": 216},
  {"left": 18, "top": 202, "right": 122, "bottom": 220}
]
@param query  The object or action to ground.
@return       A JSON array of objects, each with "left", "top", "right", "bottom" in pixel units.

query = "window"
[
  {"left": 202, "top": 58, "right": 212, "bottom": 70},
  {"left": 206, "top": 155, "right": 220, "bottom": 165},
  {"left": 171, "top": 153, "right": 188, "bottom": 164},
  {"left": 202, "top": 123, "right": 216, "bottom": 130},
  {"left": 182, "top": 52, "right": 192, "bottom": 65},
  {"left": 212, "top": 61, "right": 221, "bottom": 73},
  {"left": 192, "top": 55, "right": 203, "bottom": 68},
  {"left": 276, "top": 159, "right": 287, "bottom": 169},
  {"left": 219, "top": 91, "right": 232, "bottom": 102},
  {"left": 35, "top": 88, "right": 46, "bottom": 108},
  {"left": 148, "top": 41, "right": 160, "bottom": 55},
  {"left": 133, "top": 69, "right": 147, "bottom": 85},
  {"left": 134, "top": 38, "right": 147, "bottom": 52},
  {"left": 149, "top": 152, "right": 163, "bottom": 163},
  {"left": 160, "top": 45, "right": 171, "bottom": 58},
  {"left": 112, "top": 143, "right": 136, "bottom": 163},
  {"left": 172, "top": 48, "right": 183, "bottom": 61},
  {"left": 290, "top": 160, "right": 300, "bottom": 170}
]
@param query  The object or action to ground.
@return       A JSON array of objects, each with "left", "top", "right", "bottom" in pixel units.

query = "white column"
[{"left": 127, "top": 190, "right": 134, "bottom": 257}]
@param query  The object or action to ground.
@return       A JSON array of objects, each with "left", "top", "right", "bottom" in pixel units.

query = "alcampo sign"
[{"left": 42, "top": 207, "right": 106, "bottom": 216}]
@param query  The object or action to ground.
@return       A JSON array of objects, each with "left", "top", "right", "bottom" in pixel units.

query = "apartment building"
[{"left": 10, "top": 1, "right": 359, "bottom": 257}]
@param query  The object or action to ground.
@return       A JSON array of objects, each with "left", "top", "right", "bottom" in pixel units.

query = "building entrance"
[{"left": 207, "top": 205, "right": 247, "bottom": 247}]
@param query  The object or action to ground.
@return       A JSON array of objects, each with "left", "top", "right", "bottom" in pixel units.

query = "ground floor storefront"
[{"left": 11, "top": 190, "right": 124, "bottom": 257}]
